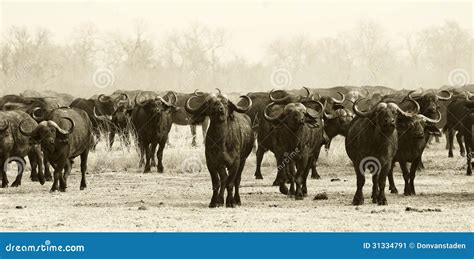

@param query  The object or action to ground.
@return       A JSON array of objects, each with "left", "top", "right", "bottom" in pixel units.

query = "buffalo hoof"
[
  {"left": 255, "top": 173, "right": 263, "bottom": 180},
  {"left": 390, "top": 188, "right": 398, "bottom": 194},
  {"left": 59, "top": 187, "right": 66, "bottom": 192},
  {"left": 31, "top": 175, "right": 39, "bottom": 182},
  {"left": 10, "top": 181, "right": 20, "bottom": 187},
  {"left": 279, "top": 185, "right": 289, "bottom": 195},
  {"left": 295, "top": 195, "right": 304, "bottom": 200},
  {"left": 50, "top": 188, "right": 58, "bottom": 193},
  {"left": 311, "top": 173, "right": 321, "bottom": 179},
  {"left": 143, "top": 168, "right": 151, "bottom": 174},
  {"left": 157, "top": 165, "right": 164, "bottom": 173},
  {"left": 209, "top": 203, "right": 218, "bottom": 208},
  {"left": 226, "top": 202, "right": 235, "bottom": 208},
  {"left": 352, "top": 195, "right": 364, "bottom": 206},
  {"left": 272, "top": 179, "right": 280, "bottom": 186},
  {"left": 403, "top": 188, "right": 413, "bottom": 196},
  {"left": 377, "top": 198, "right": 388, "bottom": 206},
  {"left": 80, "top": 185, "right": 87, "bottom": 190},
  {"left": 1, "top": 182, "right": 8, "bottom": 188},
  {"left": 234, "top": 195, "right": 241, "bottom": 205}
]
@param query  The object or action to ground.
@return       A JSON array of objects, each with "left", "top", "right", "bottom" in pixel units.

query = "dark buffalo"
[
  {"left": 263, "top": 98, "right": 326, "bottom": 199},
  {"left": 444, "top": 92, "right": 474, "bottom": 158},
  {"left": 238, "top": 87, "right": 312, "bottom": 180},
  {"left": 70, "top": 94, "right": 129, "bottom": 147},
  {"left": 387, "top": 102, "right": 442, "bottom": 195},
  {"left": 346, "top": 98, "right": 418, "bottom": 205},
  {"left": 167, "top": 90, "right": 210, "bottom": 147},
  {"left": 19, "top": 107, "right": 93, "bottom": 192},
  {"left": 0, "top": 94, "right": 61, "bottom": 113},
  {"left": 318, "top": 92, "right": 353, "bottom": 151},
  {"left": 131, "top": 91, "right": 178, "bottom": 173},
  {"left": 0, "top": 110, "right": 45, "bottom": 187},
  {"left": 0, "top": 95, "right": 61, "bottom": 183},
  {"left": 185, "top": 90, "right": 254, "bottom": 208},
  {"left": 21, "top": 90, "right": 74, "bottom": 107},
  {"left": 455, "top": 94, "right": 474, "bottom": 176}
]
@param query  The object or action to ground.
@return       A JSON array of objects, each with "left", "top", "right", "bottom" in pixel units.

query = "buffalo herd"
[{"left": 0, "top": 85, "right": 472, "bottom": 208}]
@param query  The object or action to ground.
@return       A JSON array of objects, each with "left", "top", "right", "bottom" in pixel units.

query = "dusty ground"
[{"left": 0, "top": 127, "right": 473, "bottom": 232}]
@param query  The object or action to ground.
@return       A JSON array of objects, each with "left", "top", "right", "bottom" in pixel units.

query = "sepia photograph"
[{"left": 0, "top": 0, "right": 472, "bottom": 258}]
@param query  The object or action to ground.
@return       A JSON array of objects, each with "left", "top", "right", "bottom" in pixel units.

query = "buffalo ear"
[{"left": 227, "top": 102, "right": 237, "bottom": 114}]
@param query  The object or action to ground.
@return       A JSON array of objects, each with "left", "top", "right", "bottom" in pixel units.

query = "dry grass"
[{"left": 0, "top": 126, "right": 473, "bottom": 232}]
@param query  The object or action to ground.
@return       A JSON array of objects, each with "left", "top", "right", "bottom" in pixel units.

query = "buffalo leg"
[
  {"left": 225, "top": 162, "right": 240, "bottom": 208},
  {"left": 234, "top": 160, "right": 246, "bottom": 206},
  {"left": 156, "top": 141, "right": 165, "bottom": 173},
  {"left": 399, "top": 161, "right": 411, "bottom": 195},
  {"left": 352, "top": 166, "right": 365, "bottom": 206},
  {"left": 29, "top": 151, "right": 39, "bottom": 182},
  {"left": 51, "top": 160, "right": 66, "bottom": 192},
  {"left": 190, "top": 125, "right": 197, "bottom": 147},
  {"left": 376, "top": 164, "right": 389, "bottom": 205},
  {"left": 448, "top": 128, "right": 455, "bottom": 157},
  {"left": 371, "top": 173, "right": 379, "bottom": 204},
  {"left": 456, "top": 132, "right": 465, "bottom": 157},
  {"left": 80, "top": 150, "right": 88, "bottom": 190},
  {"left": 143, "top": 142, "right": 152, "bottom": 173},
  {"left": 310, "top": 148, "right": 322, "bottom": 179},
  {"left": 217, "top": 167, "right": 227, "bottom": 206},
  {"left": 288, "top": 161, "right": 296, "bottom": 197},
  {"left": 275, "top": 155, "right": 288, "bottom": 195},
  {"left": 150, "top": 142, "right": 158, "bottom": 168},
  {"left": 1, "top": 157, "right": 8, "bottom": 188},
  {"left": 254, "top": 145, "right": 265, "bottom": 180},
  {"left": 464, "top": 134, "right": 472, "bottom": 176},
  {"left": 295, "top": 157, "right": 309, "bottom": 200},
  {"left": 302, "top": 157, "right": 313, "bottom": 196},
  {"left": 11, "top": 158, "right": 24, "bottom": 188},
  {"left": 387, "top": 161, "right": 398, "bottom": 194},
  {"left": 408, "top": 158, "right": 420, "bottom": 195},
  {"left": 207, "top": 164, "right": 221, "bottom": 208},
  {"left": 61, "top": 160, "right": 71, "bottom": 191}
]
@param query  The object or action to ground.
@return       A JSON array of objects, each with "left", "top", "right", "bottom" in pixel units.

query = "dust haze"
[{"left": 0, "top": 0, "right": 472, "bottom": 97}]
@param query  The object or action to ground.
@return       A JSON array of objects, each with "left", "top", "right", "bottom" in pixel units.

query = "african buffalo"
[
  {"left": 131, "top": 91, "right": 178, "bottom": 173},
  {"left": 70, "top": 94, "right": 128, "bottom": 147},
  {"left": 346, "top": 98, "right": 418, "bottom": 205},
  {"left": 169, "top": 90, "right": 210, "bottom": 147},
  {"left": 263, "top": 98, "right": 326, "bottom": 199},
  {"left": 456, "top": 93, "right": 474, "bottom": 176},
  {"left": 0, "top": 110, "right": 45, "bottom": 187},
  {"left": 444, "top": 92, "right": 474, "bottom": 158},
  {"left": 19, "top": 107, "right": 93, "bottom": 192},
  {"left": 185, "top": 89, "right": 254, "bottom": 208},
  {"left": 387, "top": 101, "right": 442, "bottom": 195},
  {"left": 238, "top": 87, "right": 312, "bottom": 180}
]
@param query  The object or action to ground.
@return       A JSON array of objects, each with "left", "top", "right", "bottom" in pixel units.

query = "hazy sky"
[{"left": 0, "top": 0, "right": 472, "bottom": 62}]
